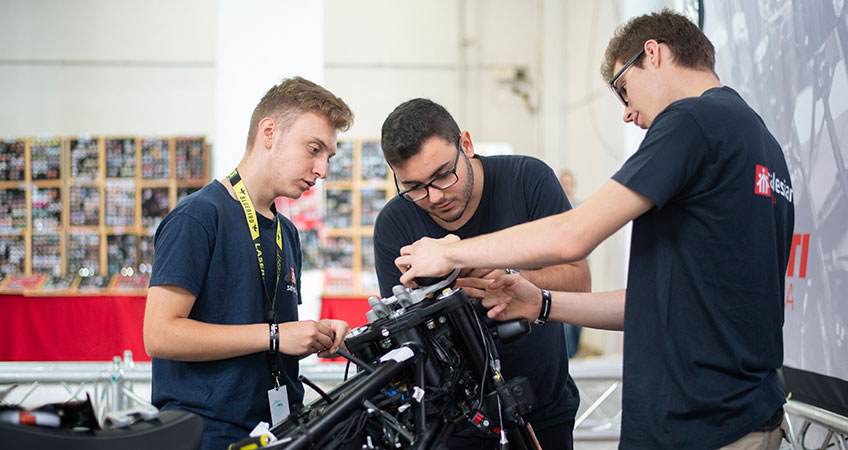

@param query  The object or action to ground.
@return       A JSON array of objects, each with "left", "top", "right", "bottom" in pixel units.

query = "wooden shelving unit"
[
  {"left": 0, "top": 135, "right": 209, "bottom": 293},
  {"left": 321, "top": 139, "right": 394, "bottom": 296}
]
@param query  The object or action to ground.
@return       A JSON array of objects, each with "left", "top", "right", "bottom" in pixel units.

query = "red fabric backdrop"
[
  {"left": 0, "top": 294, "right": 149, "bottom": 362},
  {"left": 0, "top": 294, "right": 371, "bottom": 362},
  {"left": 319, "top": 296, "right": 370, "bottom": 329},
  {"left": 318, "top": 296, "right": 370, "bottom": 362}
]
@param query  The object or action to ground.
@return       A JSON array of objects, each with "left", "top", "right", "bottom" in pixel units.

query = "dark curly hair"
[{"left": 381, "top": 99, "right": 461, "bottom": 167}]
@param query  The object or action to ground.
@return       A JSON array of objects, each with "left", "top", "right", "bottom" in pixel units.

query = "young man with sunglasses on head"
[
  {"left": 394, "top": 10, "right": 794, "bottom": 449},
  {"left": 373, "top": 98, "right": 591, "bottom": 450}
]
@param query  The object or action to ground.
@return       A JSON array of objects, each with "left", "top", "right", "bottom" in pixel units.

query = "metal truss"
[{"left": 785, "top": 400, "right": 848, "bottom": 450}]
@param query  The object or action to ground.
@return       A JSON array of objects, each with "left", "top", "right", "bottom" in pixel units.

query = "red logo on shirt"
[{"left": 755, "top": 165, "right": 771, "bottom": 197}]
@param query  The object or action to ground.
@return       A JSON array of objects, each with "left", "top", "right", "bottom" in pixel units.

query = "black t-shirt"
[
  {"left": 149, "top": 181, "right": 303, "bottom": 449},
  {"left": 612, "top": 87, "right": 794, "bottom": 449},
  {"left": 373, "top": 154, "right": 580, "bottom": 431}
]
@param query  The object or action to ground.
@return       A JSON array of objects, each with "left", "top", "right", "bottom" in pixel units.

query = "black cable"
[
  {"left": 298, "top": 374, "right": 333, "bottom": 404},
  {"left": 335, "top": 347, "right": 375, "bottom": 373},
  {"left": 472, "top": 308, "right": 492, "bottom": 410},
  {"left": 344, "top": 358, "right": 351, "bottom": 381}
]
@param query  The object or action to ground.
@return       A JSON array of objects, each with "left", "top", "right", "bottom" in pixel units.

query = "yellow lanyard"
[{"left": 228, "top": 169, "right": 283, "bottom": 324}]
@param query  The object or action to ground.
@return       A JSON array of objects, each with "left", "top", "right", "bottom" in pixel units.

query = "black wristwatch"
[{"left": 534, "top": 289, "right": 551, "bottom": 325}]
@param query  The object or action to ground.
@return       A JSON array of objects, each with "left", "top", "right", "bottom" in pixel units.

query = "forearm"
[
  {"left": 445, "top": 212, "right": 582, "bottom": 270},
  {"left": 521, "top": 260, "right": 591, "bottom": 293},
  {"left": 550, "top": 289, "right": 625, "bottom": 331},
  {"left": 441, "top": 181, "right": 654, "bottom": 273},
  {"left": 145, "top": 318, "right": 269, "bottom": 362}
]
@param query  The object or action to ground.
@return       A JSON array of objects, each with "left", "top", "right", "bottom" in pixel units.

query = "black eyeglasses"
[
  {"left": 394, "top": 138, "right": 462, "bottom": 202},
  {"left": 608, "top": 39, "right": 664, "bottom": 106}
]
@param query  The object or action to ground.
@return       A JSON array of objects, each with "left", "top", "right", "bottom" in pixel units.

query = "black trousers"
[{"left": 445, "top": 420, "right": 575, "bottom": 450}]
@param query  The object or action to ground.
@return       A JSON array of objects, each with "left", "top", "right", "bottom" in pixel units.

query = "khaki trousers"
[{"left": 719, "top": 417, "right": 790, "bottom": 450}]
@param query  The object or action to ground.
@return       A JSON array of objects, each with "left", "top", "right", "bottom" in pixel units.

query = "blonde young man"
[{"left": 144, "top": 77, "right": 353, "bottom": 449}]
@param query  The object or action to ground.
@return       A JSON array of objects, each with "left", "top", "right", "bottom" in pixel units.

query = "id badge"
[{"left": 267, "top": 386, "right": 290, "bottom": 426}]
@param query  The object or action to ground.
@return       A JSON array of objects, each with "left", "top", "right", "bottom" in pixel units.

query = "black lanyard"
[{"left": 228, "top": 168, "right": 284, "bottom": 387}]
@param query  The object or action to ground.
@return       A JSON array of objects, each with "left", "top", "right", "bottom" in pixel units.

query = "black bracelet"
[
  {"left": 534, "top": 289, "right": 551, "bottom": 325},
  {"left": 269, "top": 323, "right": 279, "bottom": 353}
]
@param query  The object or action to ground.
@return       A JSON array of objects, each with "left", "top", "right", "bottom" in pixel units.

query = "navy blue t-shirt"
[
  {"left": 373, "top": 154, "right": 580, "bottom": 431},
  {"left": 149, "top": 181, "right": 304, "bottom": 449},
  {"left": 612, "top": 87, "right": 794, "bottom": 449}
]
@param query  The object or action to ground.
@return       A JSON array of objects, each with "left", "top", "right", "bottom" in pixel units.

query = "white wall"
[
  {"left": 214, "top": 0, "right": 324, "bottom": 179},
  {"left": 0, "top": 0, "right": 216, "bottom": 137}
]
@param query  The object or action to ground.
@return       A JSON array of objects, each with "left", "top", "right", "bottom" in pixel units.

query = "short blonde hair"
[{"left": 246, "top": 77, "right": 353, "bottom": 150}]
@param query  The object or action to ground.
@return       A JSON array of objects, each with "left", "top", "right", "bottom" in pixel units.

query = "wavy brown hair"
[
  {"left": 601, "top": 9, "right": 716, "bottom": 82},
  {"left": 246, "top": 77, "right": 353, "bottom": 150}
]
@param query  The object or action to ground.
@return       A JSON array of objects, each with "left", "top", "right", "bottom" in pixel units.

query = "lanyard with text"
[{"left": 229, "top": 168, "right": 284, "bottom": 388}]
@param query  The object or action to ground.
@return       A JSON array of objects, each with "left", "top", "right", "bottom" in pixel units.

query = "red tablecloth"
[
  {"left": 0, "top": 294, "right": 372, "bottom": 362},
  {"left": 319, "top": 296, "right": 370, "bottom": 362},
  {"left": 0, "top": 294, "right": 149, "bottom": 362},
  {"left": 319, "top": 296, "right": 370, "bottom": 329}
]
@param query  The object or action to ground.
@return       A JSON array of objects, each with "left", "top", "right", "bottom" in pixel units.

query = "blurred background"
[{"left": 3, "top": 1, "right": 846, "bottom": 448}]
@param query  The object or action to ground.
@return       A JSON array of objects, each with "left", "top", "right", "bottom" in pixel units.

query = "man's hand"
[
  {"left": 480, "top": 274, "right": 543, "bottom": 322},
  {"left": 278, "top": 320, "right": 335, "bottom": 356},
  {"left": 317, "top": 319, "right": 350, "bottom": 358},
  {"left": 453, "top": 268, "right": 498, "bottom": 297},
  {"left": 395, "top": 234, "right": 460, "bottom": 287}
]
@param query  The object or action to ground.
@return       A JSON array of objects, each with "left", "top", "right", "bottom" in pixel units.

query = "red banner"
[{"left": 0, "top": 294, "right": 149, "bottom": 361}]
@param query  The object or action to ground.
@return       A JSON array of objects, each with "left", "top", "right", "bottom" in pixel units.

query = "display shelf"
[
  {"left": 323, "top": 268, "right": 354, "bottom": 295},
  {"left": 68, "top": 137, "right": 100, "bottom": 181},
  {"left": 0, "top": 235, "right": 26, "bottom": 276},
  {"left": 105, "top": 138, "right": 136, "bottom": 178},
  {"left": 30, "top": 137, "right": 62, "bottom": 180},
  {"left": 107, "top": 234, "right": 138, "bottom": 275},
  {"left": 318, "top": 139, "right": 394, "bottom": 295},
  {"left": 360, "top": 236, "right": 375, "bottom": 269},
  {"left": 328, "top": 141, "right": 354, "bottom": 181},
  {"left": 0, "top": 140, "right": 26, "bottom": 181},
  {"left": 360, "top": 188, "right": 386, "bottom": 226},
  {"left": 325, "top": 189, "right": 353, "bottom": 229},
  {"left": 109, "top": 273, "right": 150, "bottom": 293},
  {"left": 139, "top": 234, "right": 155, "bottom": 275},
  {"left": 360, "top": 141, "right": 388, "bottom": 180},
  {"left": 68, "top": 232, "right": 100, "bottom": 277},
  {"left": 322, "top": 236, "right": 354, "bottom": 268},
  {"left": 0, "top": 135, "right": 208, "bottom": 291},
  {"left": 0, "top": 188, "right": 27, "bottom": 232},
  {"left": 69, "top": 185, "right": 100, "bottom": 226},
  {"left": 359, "top": 269, "right": 379, "bottom": 295},
  {"left": 141, "top": 187, "right": 170, "bottom": 228},
  {"left": 175, "top": 137, "right": 206, "bottom": 180},
  {"left": 0, "top": 273, "right": 44, "bottom": 293},
  {"left": 141, "top": 138, "right": 170, "bottom": 180},
  {"left": 39, "top": 274, "right": 76, "bottom": 292},
  {"left": 31, "top": 186, "right": 62, "bottom": 232},
  {"left": 104, "top": 180, "right": 135, "bottom": 227},
  {"left": 76, "top": 274, "right": 109, "bottom": 292},
  {"left": 31, "top": 234, "right": 63, "bottom": 276}
]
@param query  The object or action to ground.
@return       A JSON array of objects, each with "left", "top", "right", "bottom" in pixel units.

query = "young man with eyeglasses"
[
  {"left": 373, "top": 98, "right": 591, "bottom": 449},
  {"left": 394, "top": 10, "right": 794, "bottom": 450}
]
